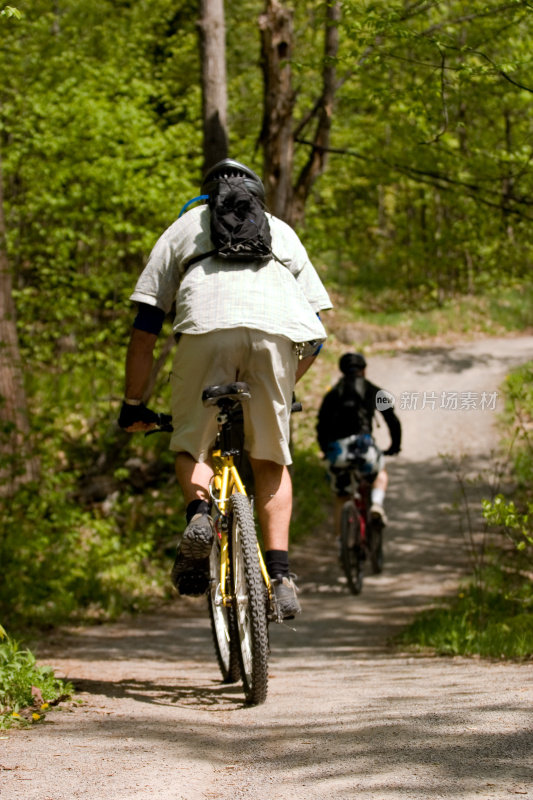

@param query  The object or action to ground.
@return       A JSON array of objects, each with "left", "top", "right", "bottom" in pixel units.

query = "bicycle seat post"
[{"left": 216, "top": 399, "right": 238, "bottom": 457}]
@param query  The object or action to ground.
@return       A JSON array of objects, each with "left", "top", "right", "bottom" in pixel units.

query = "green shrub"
[
  {"left": 399, "top": 574, "right": 533, "bottom": 659},
  {"left": 0, "top": 626, "right": 73, "bottom": 728},
  {"left": 0, "top": 425, "right": 179, "bottom": 629}
]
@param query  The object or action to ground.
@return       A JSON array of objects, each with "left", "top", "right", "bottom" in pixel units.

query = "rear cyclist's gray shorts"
[{"left": 169, "top": 328, "right": 299, "bottom": 466}]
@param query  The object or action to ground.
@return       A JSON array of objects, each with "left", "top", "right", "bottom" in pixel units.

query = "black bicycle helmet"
[
  {"left": 339, "top": 352, "right": 367, "bottom": 374},
  {"left": 201, "top": 158, "right": 266, "bottom": 202}
]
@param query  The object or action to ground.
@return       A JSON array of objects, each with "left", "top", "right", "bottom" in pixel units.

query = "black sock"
[
  {"left": 265, "top": 549, "right": 290, "bottom": 579},
  {"left": 186, "top": 499, "right": 210, "bottom": 523}
]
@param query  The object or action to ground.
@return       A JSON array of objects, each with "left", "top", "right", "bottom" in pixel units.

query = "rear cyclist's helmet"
[
  {"left": 339, "top": 352, "right": 367, "bottom": 375},
  {"left": 201, "top": 158, "right": 266, "bottom": 203}
]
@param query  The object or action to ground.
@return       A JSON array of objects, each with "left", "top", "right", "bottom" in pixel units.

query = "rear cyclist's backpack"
[
  {"left": 185, "top": 176, "right": 273, "bottom": 270},
  {"left": 336, "top": 377, "right": 372, "bottom": 436}
]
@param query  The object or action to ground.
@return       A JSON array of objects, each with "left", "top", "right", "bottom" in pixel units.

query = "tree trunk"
[
  {"left": 259, "top": 0, "right": 295, "bottom": 221},
  {"left": 259, "top": 0, "right": 341, "bottom": 226},
  {"left": 0, "top": 148, "right": 38, "bottom": 490},
  {"left": 198, "top": 0, "right": 229, "bottom": 173}
]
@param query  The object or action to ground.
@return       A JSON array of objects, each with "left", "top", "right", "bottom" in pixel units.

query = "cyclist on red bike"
[{"left": 316, "top": 352, "right": 401, "bottom": 537}]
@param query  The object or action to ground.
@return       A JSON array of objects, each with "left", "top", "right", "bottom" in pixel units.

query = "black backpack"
[
  {"left": 185, "top": 176, "right": 273, "bottom": 270},
  {"left": 335, "top": 378, "right": 373, "bottom": 436}
]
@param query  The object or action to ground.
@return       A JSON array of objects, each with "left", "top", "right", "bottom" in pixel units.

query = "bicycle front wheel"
[
  {"left": 229, "top": 492, "right": 269, "bottom": 705},
  {"left": 207, "top": 534, "right": 240, "bottom": 684},
  {"left": 340, "top": 500, "right": 364, "bottom": 595}
]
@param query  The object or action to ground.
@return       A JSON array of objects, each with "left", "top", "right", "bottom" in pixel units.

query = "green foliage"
[
  {"left": 483, "top": 495, "right": 533, "bottom": 553},
  {"left": 0, "top": 378, "right": 179, "bottom": 629},
  {"left": 501, "top": 361, "right": 533, "bottom": 470},
  {"left": 290, "top": 446, "right": 331, "bottom": 543},
  {"left": 1, "top": 6, "right": 21, "bottom": 18},
  {"left": 398, "top": 572, "right": 533, "bottom": 659},
  {"left": 2, "top": 0, "right": 201, "bottom": 388},
  {"left": 303, "top": 0, "right": 533, "bottom": 300},
  {"left": 482, "top": 360, "right": 533, "bottom": 554},
  {"left": 0, "top": 628, "right": 73, "bottom": 728},
  {"left": 0, "top": 470, "right": 179, "bottom": 630}
]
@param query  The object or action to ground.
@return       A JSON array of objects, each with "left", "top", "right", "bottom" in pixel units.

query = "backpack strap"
[
  {"left": 178, "top": 194, "right": 208, "bottom": 218},
  {"left": 182, "top": 249, "right": 217, "bottom": 272}
]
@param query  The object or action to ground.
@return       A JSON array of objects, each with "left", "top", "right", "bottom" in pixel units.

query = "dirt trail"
[{"left": 2, "top": 335, "right": 533, "bottom": 800}]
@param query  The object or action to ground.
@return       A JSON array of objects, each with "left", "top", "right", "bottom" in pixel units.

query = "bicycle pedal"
[{"left": 269, "top": 609, "right": 297, "bottom": 630}]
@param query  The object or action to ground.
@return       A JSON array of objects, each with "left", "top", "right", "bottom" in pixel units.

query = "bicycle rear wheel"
[
  {"left": 340, "top": 500, "right": 364, "bottom": 595},
  {"left": 229, "top": 492, "right": 269, "bottom": 705},
  {"left": 207, "top": 534, "right": 240, "bottom": 684},
  {"left": 368, "top": 518, "right": 384, "bottom": 574}
]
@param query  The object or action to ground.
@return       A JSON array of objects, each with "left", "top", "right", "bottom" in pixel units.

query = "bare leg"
[
  {"left": 174, "top": 452, "right": 213, "bottom": 505},
  {"left": 248, "top": 457, "right": 292, "bottom": 551},
  {"left": 249, "top": 457, "right": 301, "bottom": 617},
  {"left": 372, "top": 469, "right": 388, "bottom": 493},
  {"left": 370, "top": 469, "right": 389, "bottom": 524}
]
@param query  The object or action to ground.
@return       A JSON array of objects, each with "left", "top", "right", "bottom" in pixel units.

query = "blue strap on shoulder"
[{"left": 178, "top": 194, "right": 209, "bottom": 218}]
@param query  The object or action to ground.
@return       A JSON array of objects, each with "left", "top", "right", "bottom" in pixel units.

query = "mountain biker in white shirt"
[{"left": 119, "top": 159, "right": 332, "bottom": 619}]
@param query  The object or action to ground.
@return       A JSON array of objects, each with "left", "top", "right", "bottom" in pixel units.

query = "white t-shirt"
[{"left": 130, "top": 205, "right": 332, "bottom": 345}]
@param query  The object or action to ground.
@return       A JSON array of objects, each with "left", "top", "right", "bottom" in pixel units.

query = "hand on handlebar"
[
  {"left": 118, "top": 401, "right": 173, "bottom": 434},
  {"left": 144, "top": 412, "right": 173, "bottom": 435}
]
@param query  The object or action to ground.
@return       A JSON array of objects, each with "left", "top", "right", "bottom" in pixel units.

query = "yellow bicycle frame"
[{"left": 211, "top": 450, "right": 271, "bottom": 607}]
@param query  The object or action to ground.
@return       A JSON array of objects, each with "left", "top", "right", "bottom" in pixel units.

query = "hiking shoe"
[
  {"left": 171, "top": 556, "right": 210, "bottom": 596},
  {"left": 170, "top": 514, "right": 214, "bottom": 596},
  {"left": 370, "top": 503, "right": 387, "bottom": 527},
  {"left": 180, "top": 513, "right": 214, "bottom": 559},
  {"left": 271, "top": 574, "right": 301, "bottom": 620}
]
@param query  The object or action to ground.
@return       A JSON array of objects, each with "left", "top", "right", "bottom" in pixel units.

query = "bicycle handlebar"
[
  {"left": 144, "top": 413, "right": 174, "bottom": 436},
  {"left": 145, "top": 394, "right": 302, "bottom": 437}
]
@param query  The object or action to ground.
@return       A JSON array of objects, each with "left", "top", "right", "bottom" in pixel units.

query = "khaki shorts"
[{"left": 169, "top": 328, "right": 299, "bottom": 465}]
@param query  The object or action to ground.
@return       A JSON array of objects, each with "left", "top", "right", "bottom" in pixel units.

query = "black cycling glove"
[{"left": 118, "top": 401, "right": 162, "bottom": 430}]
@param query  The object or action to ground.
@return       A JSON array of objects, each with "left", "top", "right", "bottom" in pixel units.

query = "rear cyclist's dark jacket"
[{"left": 316, "top": 376, "right": 401, "bottom": 455}]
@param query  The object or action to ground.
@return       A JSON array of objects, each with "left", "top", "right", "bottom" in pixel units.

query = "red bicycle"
[{"left": 339, "top": 472, "right": 384, "bottom": 595}]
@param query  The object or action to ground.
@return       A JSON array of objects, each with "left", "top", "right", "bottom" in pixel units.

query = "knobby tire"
[
  {"left": 207, "top": 534, "right": 240, "bottom": 684},
  {"left": 340, "top": 500, "right": 364, "bottom": 595},
  {"left": 229, "top": 492, "right": 269, "bottom": 705}
]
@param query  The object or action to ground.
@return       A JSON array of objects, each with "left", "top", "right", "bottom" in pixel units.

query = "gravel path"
[{"left": 1, "top": 335, "right": 533, "bottom": 800}]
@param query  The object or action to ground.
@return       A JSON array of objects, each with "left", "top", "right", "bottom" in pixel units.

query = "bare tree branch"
[
  {"left": 422, "top": 2, "right": 529, "bottom": 35},
  {"left": 441, "top": 41, "right": 533, "bottom": 93}
]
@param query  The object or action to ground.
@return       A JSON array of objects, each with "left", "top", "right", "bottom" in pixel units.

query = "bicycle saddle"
[{"left": 202, "top": 381, "right": 252, "bottom": 406}]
